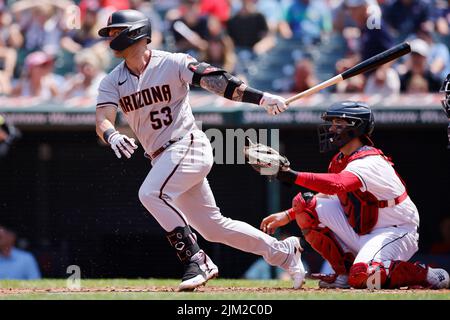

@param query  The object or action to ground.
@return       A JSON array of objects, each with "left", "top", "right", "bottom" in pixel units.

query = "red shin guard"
[
  {"left": 349, "top": 261, "right": 429, "bottom": 289},
  {"left": 303, "top": 228, "right": 354, "bottom": 275},
  {"left": 293, "top": 194, "right": 354, "bottom": 275}
]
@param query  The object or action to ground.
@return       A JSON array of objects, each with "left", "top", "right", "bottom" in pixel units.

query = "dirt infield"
[
  {"left": 0, "top": 286, "right": 290, "bottom": 295},
  {"left": 1, "top": 286, "right": 449, "bottom": 296},
  {"left": 1, "top": 280, "right": 448, "bottom": 299}
]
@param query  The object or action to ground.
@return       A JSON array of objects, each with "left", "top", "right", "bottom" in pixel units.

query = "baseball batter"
[
  {"left": 95, "top": 9, "right": 305, "bottom": 291},
  {"left": 259, "top": 101, "right": 449, "bottom": 289}
]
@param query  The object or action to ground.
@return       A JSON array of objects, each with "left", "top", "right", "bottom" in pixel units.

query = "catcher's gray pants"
[{"left": 138, "top": 130, "right": 292, "bottom": 268}]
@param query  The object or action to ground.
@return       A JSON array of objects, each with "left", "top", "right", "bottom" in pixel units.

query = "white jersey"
[
  {"left": 96, "top": 50, "right": 198, "bottom": 155},
  {"left": 344, "top": 155, "right": 420, "bottom": 231},
  {"left": 97, "top": 55, "right": 299, "bottom": 278}
]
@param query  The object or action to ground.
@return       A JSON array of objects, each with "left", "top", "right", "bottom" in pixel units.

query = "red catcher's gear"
[
  {"left": 292, "top": 194, "right": 354, "bottom": 275},
  {"left": 328, "top": 146, "right": 407, "bottom": 235},
  {"left": 289, "top": 192, "right": 317, "bottom": 221},
  {"left": 349, "top": 261, "right": 428, "bottom": 289}
]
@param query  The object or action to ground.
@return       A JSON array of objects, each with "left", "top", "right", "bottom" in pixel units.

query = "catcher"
[{"left": 245, "top": 100, "right": 450, "bottom": 289}]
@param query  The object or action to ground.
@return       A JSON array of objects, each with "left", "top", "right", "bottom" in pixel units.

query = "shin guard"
[
  {"left": 349, "top": 260, "right": 429, "bottom": 289},
  {"left": 304, "top": 228, "right": 354, "bottom": 275},
  {"left": 167, "top": 226, "right": 200, "bottom": 264},
  {"left": 294, "top": 198, "right": 354, "bottom": 275}
]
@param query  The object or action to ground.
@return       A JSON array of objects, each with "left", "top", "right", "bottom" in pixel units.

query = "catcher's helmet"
[
  {"left": 440, "top": 73, "right": 450, "bottom": 117},
  {"left": 98, "top": 10, "right": 151, "bottom": 51},
  {"left": 318, "top": 101, "right": 375, "bottom": 153}
]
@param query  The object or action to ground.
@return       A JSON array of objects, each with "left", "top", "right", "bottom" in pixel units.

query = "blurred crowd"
[{"left": 0, "top": 0, "right": 448, "bottom": 103}]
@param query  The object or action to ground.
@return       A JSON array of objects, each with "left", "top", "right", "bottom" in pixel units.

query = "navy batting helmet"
[
  {"left": 98, "top": 10, "right": 151, "bottom": 51},
  {"left": 318, "top": 101, "right": 375, "bottom": 153}
]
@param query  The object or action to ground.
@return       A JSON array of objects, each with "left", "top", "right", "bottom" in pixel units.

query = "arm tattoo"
[
  {"left": 199, "top": 74, "right": 246, "bottom": 102},
  {"left": 200, "top": 74, "right": 227, "bottom": 95},
  {"left": 232, "top": 86, "right": 245, "bottom": 101}
]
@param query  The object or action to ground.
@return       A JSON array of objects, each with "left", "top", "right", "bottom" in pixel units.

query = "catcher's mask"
[
  {"left": 318, "top": 101, "right": 375, "bottom": 153},
  {"left": 98, "top": 10, "right": 151, "bottom": 51},
  {"left": 440, "top": 73, "right": 450, "bottom": 117}
]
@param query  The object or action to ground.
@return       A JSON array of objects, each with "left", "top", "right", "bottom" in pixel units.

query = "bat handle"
[{"left": 285, "top": 75, "right": 343, "bottom": 106}]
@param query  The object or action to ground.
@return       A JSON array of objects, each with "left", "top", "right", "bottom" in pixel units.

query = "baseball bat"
[{"left": 285, "top": 42, "right": 411, "bottom": 105}]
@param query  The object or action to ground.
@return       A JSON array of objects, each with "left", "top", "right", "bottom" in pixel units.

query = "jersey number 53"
[{"left": 150, "top": 106, "right": 173, "bottom": 129}]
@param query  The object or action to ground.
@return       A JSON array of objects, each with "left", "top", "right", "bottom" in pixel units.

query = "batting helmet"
[
  {"left": 318, "top": 101, "right": 375, "bottom": 153},
  {"left": 98, "top": 10, "right": 151, "bottom": 51}
]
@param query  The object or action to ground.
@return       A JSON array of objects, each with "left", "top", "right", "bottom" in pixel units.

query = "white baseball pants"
[
  {"left": 138, "top": 130, "right": 292, "bottom": 268},
  {"left": 315, "top": 197, "right": 419, "bottom": 265}
]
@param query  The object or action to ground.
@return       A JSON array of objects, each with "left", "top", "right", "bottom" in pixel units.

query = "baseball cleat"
[
  {"left": 178, "top": 262, "right": 208, "bottom": 292},
  {"left": 311, "top": 273, "right": 350, "bottom": 289},
  {"left": 178, "top": 250, "right": 219, "bottom": 292},
  {"left": 426, "top": 267, "right": 450, "bottom": 289},
  {"left": 283, "top": 236, "right": 306, "bottom": 289}
]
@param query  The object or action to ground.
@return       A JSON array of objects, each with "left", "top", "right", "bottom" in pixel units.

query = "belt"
[
  {"left": 377, "top": 190, "right": 408, "bottom": 208},
  {"left": 145, "top": 136, "right": 185, "bottom": 160}
]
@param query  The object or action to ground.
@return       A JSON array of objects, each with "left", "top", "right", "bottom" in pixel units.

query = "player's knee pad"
[
  {"left": 349, "top": 260, "right": 428, "bottom": 289},
  {"left": 293, "top": 193, "right": 318, "bottom": 230},
  {"left": 166, "top": 225, "right": 200, "bottom": 264}
]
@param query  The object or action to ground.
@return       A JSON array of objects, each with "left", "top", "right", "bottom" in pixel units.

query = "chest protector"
[{"left": 328, "top": 146, "right": 406, "bottom": 235}]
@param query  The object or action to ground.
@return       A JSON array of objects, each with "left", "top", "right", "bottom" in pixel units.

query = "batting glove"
[
  {"left": 107, "top": 131, "right": 138, "bottom": 159},
  {"left": 260, "top": 92, "right": 288, "bottom": 115}
]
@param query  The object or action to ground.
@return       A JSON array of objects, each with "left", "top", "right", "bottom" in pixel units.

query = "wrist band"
[
  {"left": 277, "top": 169, "right": 298, "bottom": 184},
  {"left": 103, "top": 128, "right": 117, "bottom": 144},
  {"left": 242, "top": 87, "right": 264, "bottom": 105}
]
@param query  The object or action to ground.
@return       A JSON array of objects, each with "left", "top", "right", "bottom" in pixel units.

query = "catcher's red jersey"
[{"left": 329, "top": 146, "right": 419, "bottom": 235}]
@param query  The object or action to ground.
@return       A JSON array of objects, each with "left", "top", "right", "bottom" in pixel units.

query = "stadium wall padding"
[{"left": 0, "top": 126, "right": 448, "bottom": 278}]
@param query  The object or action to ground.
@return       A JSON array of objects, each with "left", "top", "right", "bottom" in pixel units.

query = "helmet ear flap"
[
  {"left": 98, "top": 10, "right": 152, "bottom": 50},
  {"left": 128, "top": 21, "right": 149, "bottom": 37},
  {"left": 109, "top": 21, "right": 151, "bottom": 51}
]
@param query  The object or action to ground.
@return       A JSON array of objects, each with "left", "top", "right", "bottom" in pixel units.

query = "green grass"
[{"left": 0, "top": 279, "right": 449, "bottom": 300}]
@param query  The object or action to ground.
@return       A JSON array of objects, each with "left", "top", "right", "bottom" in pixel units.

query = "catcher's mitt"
[{"left": 244, "top": 138, "right": 290, "bottom": 177}]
